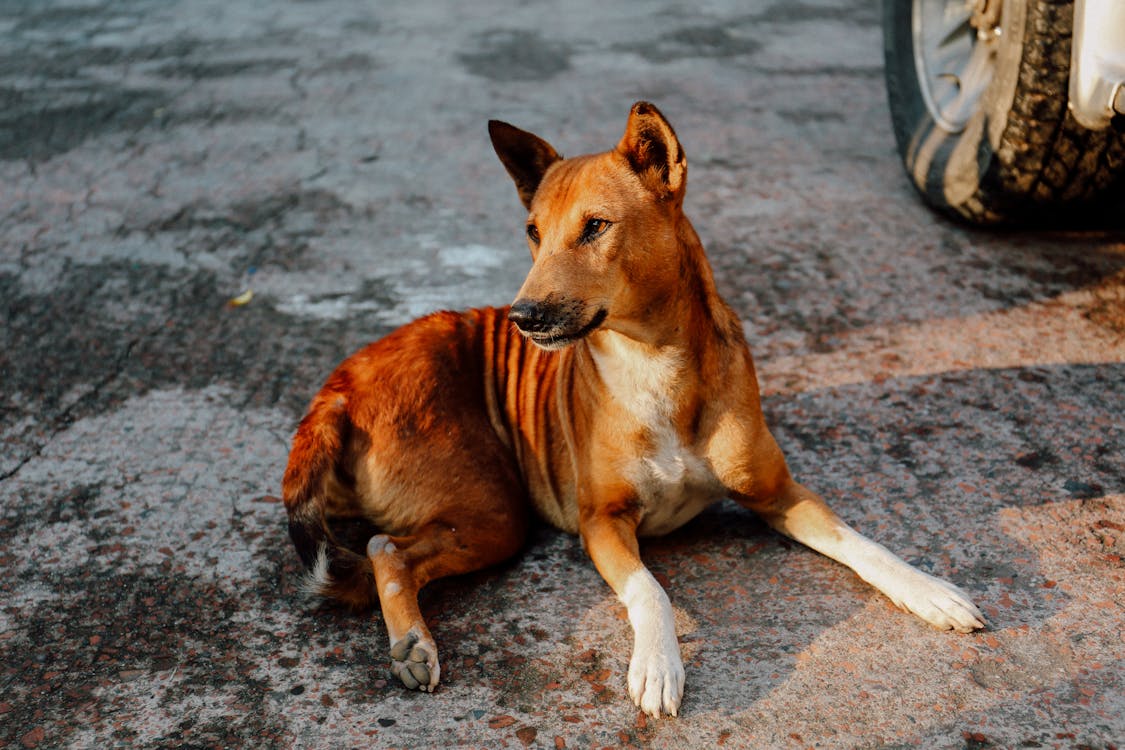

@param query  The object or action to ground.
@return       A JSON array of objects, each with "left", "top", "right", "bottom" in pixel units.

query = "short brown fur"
[{"left": 282, "top": 102, "right": 984, "bottom": 714}]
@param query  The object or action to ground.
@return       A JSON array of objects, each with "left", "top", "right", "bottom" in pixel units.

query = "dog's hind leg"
[
  {"left": 367, "top": 485, "right": 529, "bottom": 692},
  {"left": 744, "top": 478, "right": 985, "bottom": 633}
]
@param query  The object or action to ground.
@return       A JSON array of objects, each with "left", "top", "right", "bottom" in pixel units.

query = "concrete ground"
[{"left": 2, "top": 0, "right": 1123, "bottom": 747}]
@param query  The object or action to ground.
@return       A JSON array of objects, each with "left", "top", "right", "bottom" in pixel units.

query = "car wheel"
[{"left": 882, "top": 0, "right": 1125, "bottom": 224}]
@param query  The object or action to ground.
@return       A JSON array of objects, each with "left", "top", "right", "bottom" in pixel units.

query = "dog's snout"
[{"left": 508, "top": 299, "right": 552, "bottom": 333}]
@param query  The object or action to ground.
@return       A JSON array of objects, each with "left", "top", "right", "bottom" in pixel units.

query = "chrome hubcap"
[{"left": 912, "top": 0, "right": 1003, "bottom": 133}]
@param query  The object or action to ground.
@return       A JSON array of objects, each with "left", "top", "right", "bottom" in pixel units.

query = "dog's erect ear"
[
  {"left": 616, "top": 101, "right": 686, "bottom": 200},
  {"left": 488, "top": 120, "right": 562, "bottom": 210}
]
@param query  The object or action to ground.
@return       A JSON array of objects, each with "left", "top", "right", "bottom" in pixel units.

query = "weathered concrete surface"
[{"left": 1, "top": 0, "right": 1123, "bottom": 747}]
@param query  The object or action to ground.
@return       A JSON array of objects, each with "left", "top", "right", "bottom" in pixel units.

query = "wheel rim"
[{"left": 912, "top": 0, "right": 1002, "bottom": 133}]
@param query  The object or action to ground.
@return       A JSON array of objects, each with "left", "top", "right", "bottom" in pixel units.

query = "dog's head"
[{"left": 489, "top": 102, "right": 688, "bottom": 350}]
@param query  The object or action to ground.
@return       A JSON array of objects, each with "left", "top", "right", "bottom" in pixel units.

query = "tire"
[{"left": 882, "top": 0, "right": 1125, "bottom": 225}]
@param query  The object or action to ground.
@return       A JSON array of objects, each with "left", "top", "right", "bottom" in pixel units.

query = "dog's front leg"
[
  {"left": 580, "top": 501, "right": 684, "bottom": 718},
  {"left": 759, "top": 479, "right": 985, "bottom": 632}
]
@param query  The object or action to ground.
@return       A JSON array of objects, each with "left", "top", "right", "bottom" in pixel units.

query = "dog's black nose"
[{"left": 508, "top": 299, "right": 552, "bottom": 333}]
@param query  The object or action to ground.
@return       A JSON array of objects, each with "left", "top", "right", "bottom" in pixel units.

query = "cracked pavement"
[{"left": 1, "top": 0, "right": 1124, "bottom": 748}]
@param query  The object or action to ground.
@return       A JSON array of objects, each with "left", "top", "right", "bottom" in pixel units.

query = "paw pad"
[{"left": 389, "top": 632, "right": 440, "bottom": 692}]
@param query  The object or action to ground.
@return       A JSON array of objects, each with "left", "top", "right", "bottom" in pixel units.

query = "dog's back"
[{"left": 284, "top": 305, "right": 584, "bottom": 605}]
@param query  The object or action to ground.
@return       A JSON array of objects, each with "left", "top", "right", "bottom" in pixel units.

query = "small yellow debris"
[{"left": 228, "top": 289, "right": 254, "bottom": 307}]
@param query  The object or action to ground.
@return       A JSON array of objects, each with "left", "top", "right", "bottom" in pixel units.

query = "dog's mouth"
[{"left": 522, "top": 308, "right": 608, "bottom": 350}]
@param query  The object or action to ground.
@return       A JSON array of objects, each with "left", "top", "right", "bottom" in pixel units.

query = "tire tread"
[{"left": 884, "top": 0, "right": 1125, "bottom": 224}]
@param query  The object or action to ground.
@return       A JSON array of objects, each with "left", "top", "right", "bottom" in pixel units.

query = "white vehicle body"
[{"left": 1069, "top": 0, "right": 1125, "bottom": 130}]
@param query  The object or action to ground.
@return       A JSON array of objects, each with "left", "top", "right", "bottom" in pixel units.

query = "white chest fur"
[{"left": 589, "top": 335, "right": 724, "bottom": 537}]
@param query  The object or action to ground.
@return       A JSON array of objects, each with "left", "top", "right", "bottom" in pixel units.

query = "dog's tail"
[{"left": 282, "top": 391, "right": 377, "bottom": 611}]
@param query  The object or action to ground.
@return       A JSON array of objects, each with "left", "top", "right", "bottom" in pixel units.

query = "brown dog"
[{"left": 282, "top": 102, "right": 984, "bottom": 717}]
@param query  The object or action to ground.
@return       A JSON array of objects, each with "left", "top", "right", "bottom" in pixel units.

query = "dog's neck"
[
  {"left": 582, "top": 213, "right": 742, "bottom": 398},
  {"left": 594, "top": 213, "right": 738, "bottom": 348}
]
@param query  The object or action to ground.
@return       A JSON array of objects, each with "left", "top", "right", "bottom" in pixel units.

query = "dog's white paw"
[
  {"left": 619, "top": 567, "right": 685, "bottom": 716},
  {"left": 389, "top": 630, "right": 441, "bottom": 692},
  {"left": 627, "top": 636, "right": 685, "bottom": 717},
  {"left": 888, "top": 568, "right": 986, "bottom": 633}
]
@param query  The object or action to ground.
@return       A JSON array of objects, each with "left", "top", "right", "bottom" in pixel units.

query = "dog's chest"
[
  {"left": 629, "top": 425, "right": 722, "bottom": 536},
  {"left": 590, "top": 340, "right": 724, "bottom": 537}
]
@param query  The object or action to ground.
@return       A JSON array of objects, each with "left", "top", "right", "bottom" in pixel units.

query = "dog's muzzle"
[{"left": 509, "top": 298, "right": 607, "bottom": 349}]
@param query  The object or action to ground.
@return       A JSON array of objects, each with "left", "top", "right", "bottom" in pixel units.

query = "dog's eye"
[
  {"left": 526, "top": 223, "right": 540, "bottom": 244},
  {"left": 579, "top": 218, "right": 610, "bottom": 244}
]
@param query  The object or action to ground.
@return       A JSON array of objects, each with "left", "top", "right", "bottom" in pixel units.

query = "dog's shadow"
[
  {"left": 640, "top": 500, "right": 867, "bottom": 714},
  {"left": 642, "top": 501, "right": 1069, "bottom": 723},
  {"left": 321, "top": 379, "right": 1075, "bottom": 723}
]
